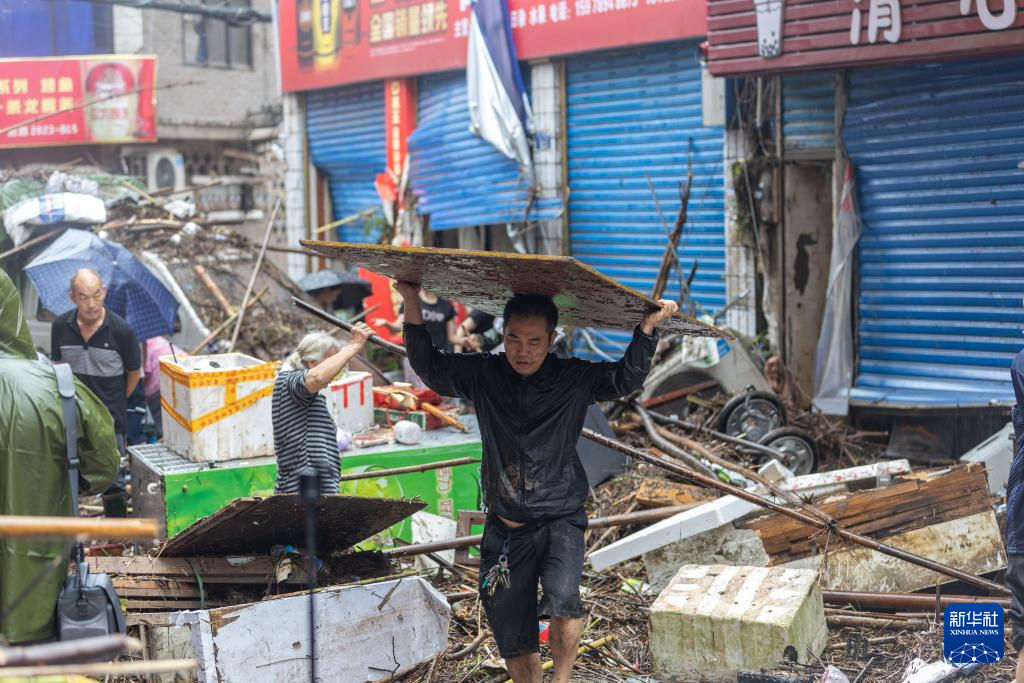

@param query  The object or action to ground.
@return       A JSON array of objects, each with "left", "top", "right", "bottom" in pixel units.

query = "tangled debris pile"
[
  {"left": 388, "top": 339, "right": 1010, "bottom": 682},
  {"left": 0, "top": 164, "right": 321, "bottom": 361},
  {"left": 104, "top": 220, "right": 311, "bottom": 360}
]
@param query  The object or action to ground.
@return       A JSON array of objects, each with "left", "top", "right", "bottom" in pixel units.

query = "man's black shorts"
[
  {"left": 1007, "top": 554, "right": 1024, "bottom": 650},
  {"left": 479, "top": 508, "right": 587, "bottom": 658}
]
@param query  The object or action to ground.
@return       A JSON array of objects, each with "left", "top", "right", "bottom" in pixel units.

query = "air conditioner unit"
[{"left": 145, "top": 148, "right": 186, "bottom": 193}]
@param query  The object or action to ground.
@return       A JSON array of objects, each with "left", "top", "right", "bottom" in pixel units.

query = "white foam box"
[
  {"left": 159, "top": 353, "right": 279, "bottom": 463},
  {"left": 323, "top": 370, "right": 374, "bottom": 434}
]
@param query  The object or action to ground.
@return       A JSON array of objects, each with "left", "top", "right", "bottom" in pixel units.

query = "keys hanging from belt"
[{"left": 483, "top": 537, "right": 512, "bottom": 596}]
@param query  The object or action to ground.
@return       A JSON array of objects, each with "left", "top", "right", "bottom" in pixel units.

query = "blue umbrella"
[{"left": 24, "top": 229, "right": 179, "bottom": 341}]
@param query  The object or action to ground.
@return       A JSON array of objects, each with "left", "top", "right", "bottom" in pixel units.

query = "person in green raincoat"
[{"left": 0, "top": 269, "right": 119, "bottom": 643}]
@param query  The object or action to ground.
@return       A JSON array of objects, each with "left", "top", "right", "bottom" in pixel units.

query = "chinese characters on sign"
[
  {"left": 960, "top": 0, "right": 1017, "bottom": 29},
  {"left": 278, "top": 0, "right": 707, "bottom": 91},
  {"left": 943, "top": 603, "right": 1004, "bottom": 665},
  {"left": 948, "top": 610, "right": 1002, "bottom": 628},
  {"left": 734, "top": 0, "right": 1022, "bottom": 73},
  {"left": 370, "top": 1, "right": 448, "bottom": 45},
  {"left": 385, "top": 78, "right": 416, "bottom": 176},
  {"left": 850, "top": 0, "right": 901, "bottom": 45},
  {"left": 848, "top": 0, "right": 1016, "bottom": 45},
  {"left": 0, "top": 56, "right": 157, "bottom": 149},
  {"left": 436, "top": 466, "right": 453, "bottom": 516}
]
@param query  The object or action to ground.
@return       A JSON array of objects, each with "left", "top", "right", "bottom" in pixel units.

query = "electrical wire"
[{"left": 69, "top": 0, "right": 271, "bottom": 26}]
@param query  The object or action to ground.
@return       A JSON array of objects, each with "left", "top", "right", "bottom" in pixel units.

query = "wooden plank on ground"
[
  {"left": 89, "top": 556, "right": 277, "bottom": 578},
  {"left": 125, "top": 599, "right": 226, "bottom": 611},
  {"left": 741, "top": 465, "right": 991, "bottom": 563},
  {"left": 161, "top": 494, "right": 425, "bottom": 557},
  {"left": 634, "top": 479, "right": 719, "bottom": 508},
  {"left": 299, "top": 241, "right": 725, "bottom": 337}
]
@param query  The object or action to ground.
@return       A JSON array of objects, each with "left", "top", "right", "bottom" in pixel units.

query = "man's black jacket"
[{"left": 405, "top": 323, "right": 658, "bottom": 522}]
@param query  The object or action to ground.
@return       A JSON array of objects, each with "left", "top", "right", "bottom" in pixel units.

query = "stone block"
[
  {"left": 650, "top": 564, "right": 827, "bottom": 682},
  {"left": 643, "top": 525, "right": 770, "bottom": 593}
]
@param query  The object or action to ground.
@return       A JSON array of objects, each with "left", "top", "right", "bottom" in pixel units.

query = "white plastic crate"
[
  {"left": 159, "top": 353, "right": 279, "bottom": 463},
  {"left": 324, "top": 370, "right": 373, "bottom": 434}
]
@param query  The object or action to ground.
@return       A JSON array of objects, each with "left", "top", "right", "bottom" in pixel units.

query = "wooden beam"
[{"left": 0, "top": 516, "right": 158, "bottom": 540}]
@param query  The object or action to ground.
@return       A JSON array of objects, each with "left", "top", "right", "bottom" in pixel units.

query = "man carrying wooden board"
[{"left": 398, "top": 280, "right": 677, "bottom": 683}]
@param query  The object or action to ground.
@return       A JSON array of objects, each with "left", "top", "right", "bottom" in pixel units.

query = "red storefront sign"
[
  {"left": 0, "top": 55, "right": 157, "bottom": 149},
  {"left": 385, "top": 78, "right": 416, "bottom": 176},
  {"left": 280, "top": 0, "right": 706, "bottom": 92},
  {"left": 707, "top": 0, "right": 1024, "bottom": 76}
]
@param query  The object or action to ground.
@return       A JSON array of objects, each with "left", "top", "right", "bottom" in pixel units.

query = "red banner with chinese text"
[
  {"left": 0, "top": 55, "right": 157, "bottom": 149},
  {"left": 279, "top": 0, "right": 706, "bottom": 92}
]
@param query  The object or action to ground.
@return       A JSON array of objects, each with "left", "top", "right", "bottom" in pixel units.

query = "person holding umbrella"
[{"left": 50, "top": 268, "right": 141, "bottom": 517}]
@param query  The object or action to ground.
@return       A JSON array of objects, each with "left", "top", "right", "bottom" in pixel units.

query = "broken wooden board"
[
  {"left": 784, "top": 511, "right": 1006, "bottom": 593},
  {"left": 89, "top": 556, "right": 283, "bottom": 582},
  {"left": 635, "top": 479, "right": 719, "bottom": 508},
  {"left": 299, "top": 241, "right": 725, "bottom": 337},
  {"left": 739, "top": 464, "right": 991, "bottom": 564},
  {"left": 160, "top": 494, "right": 425, "bottom": 557}
]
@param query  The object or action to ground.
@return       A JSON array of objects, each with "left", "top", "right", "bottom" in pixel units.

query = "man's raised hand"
[
  {"left": 641, "top": 299, "right": 679, "bottom": 334},
  {"left": 395, "top": 280, "right": 421, "bottom": 301}
]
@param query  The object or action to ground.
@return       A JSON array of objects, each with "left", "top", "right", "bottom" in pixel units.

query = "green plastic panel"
[{"left": 163, "top": 440, "right": 483, "bottom": 541}]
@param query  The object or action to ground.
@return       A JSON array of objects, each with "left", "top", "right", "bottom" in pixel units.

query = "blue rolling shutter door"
[
  {"left": 306, "top": 82, "right": 386, "bottom": 243},
  {"left": 567, "top": 41, "right": 726, "bottom": 358},
  {"left": 408, "top": 71, "right": 558, "bottom": 231},
  {"left": 783, "top": 73, "right": 835, "bottom": 157},
  {"left": 843, "top": 56, "right": 1024, "bottom": 407}
]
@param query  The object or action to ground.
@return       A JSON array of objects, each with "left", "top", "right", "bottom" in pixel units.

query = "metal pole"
[
  {"left": 292, "top": 298, "right": 407, "bottom": 356},
  {"left": 229, "top": 198, "right": 282, "bottom": 352},
  {"left": 299, "top": 468, "right": 319, "bottom": 683}
]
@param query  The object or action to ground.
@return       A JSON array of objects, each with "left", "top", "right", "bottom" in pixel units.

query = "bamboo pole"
[
  {"left": 825, "top": 614, "right": 928, "bottom": 631},
  {"left": 0, "top": 658, "right": 196, "bottom": 678},
  {"left": 313, "top": 208, "right": 379, "bottom": 236},
  {"left": 0, "top": 516, "right": 158, "bottom": 540},
  {"left": 293, "top": 292, "right": 1010, "bottom": 595},
  {"left": 229, "top": 197, "right": 282, "bottom": 352},
  {"left": 0, "top": 228, "right": 66, "bottom": 262},
  {"left": 192, "top": 264, "right": 233, "bottom": 315},
  {"left": 292, "top": 297, "right": 407, "bottom": 356},
  {"left": 0, "top": 635, "right": 141, "bottom": 666},
  {"left": 337, "top": 457, "right": 479, "bottom": 482},
  {"left": 190, "top": 285, "right": 269, "bottom": 355},
  {"left": 651, "top": 157, "right": 693, "bottom": 301}
]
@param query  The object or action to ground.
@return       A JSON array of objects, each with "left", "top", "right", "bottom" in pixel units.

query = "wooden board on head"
[{"left": 300, "top": 242, "right": 726, "bottom": 338}]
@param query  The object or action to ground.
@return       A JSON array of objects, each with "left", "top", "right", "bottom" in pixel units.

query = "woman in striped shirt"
[{"left": 272, "top": 323, "right": 373, "bottom": 494}]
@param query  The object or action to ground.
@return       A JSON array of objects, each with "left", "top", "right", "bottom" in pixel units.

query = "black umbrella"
[{"left": 297, "top": 269, "right": 372, "bottom": 311}]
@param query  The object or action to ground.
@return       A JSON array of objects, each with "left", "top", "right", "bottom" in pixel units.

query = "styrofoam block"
[
  {"left": 323, "top": 371, "right": 373, "bottom": 434},
  {"left": 412, "top": 511, "right": 458, "bottom": 572}
]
